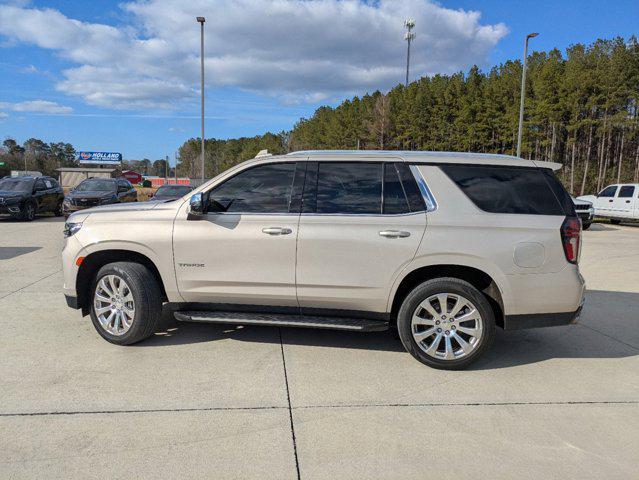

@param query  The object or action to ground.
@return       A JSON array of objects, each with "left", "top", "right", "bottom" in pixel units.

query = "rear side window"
[
  {"left": 618, "top": 186, "right": 635, "bottom": 198},
  {"left": 383, "top": 164, "right": 410, "bottom": 214},
  {"left": 316, "top": 163, "right": 382, "bottom": 214},
  {"left": 441, "top": 165, "right": 566, "bottom": 215}
]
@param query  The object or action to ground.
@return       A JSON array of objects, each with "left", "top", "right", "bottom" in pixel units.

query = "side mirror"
[{"left": 188, "top": 193, "right": 205, "bottom": 219}]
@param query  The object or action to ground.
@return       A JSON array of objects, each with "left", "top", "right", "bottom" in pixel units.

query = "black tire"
[
  {"left": 54, "top": 200, "right": 64, "bottom": 217},
  {"left": 89, "top": 262, "right": 162, "bottom": 345},
  {"left": 22, "top": 201, "right": 36, "bottom": 221},
  {"left": 397, "top": 277, "right": 496, "bottom": 370},
  {"left": 610, "top": 219, "right": 621, "bottom": 225},
  {"left": 582, "top": 221, "right": 591, "bottom": 230}
]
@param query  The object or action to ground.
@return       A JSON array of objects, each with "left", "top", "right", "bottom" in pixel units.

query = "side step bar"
[{"left": 174, "top": 311, "right": 389, "bottom": 332}]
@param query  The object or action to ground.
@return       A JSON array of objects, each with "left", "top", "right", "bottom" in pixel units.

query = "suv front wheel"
[
  {"left": 89, "top": 262, "right": 162, "bottom": 345},
  {"left": 397, "top": 278, "right": 495, "bottom": 370}
]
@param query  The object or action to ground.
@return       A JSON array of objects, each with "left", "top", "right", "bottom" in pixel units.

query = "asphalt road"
[{"left": 1, "top": 215, "right": 638, "bottom": 479}]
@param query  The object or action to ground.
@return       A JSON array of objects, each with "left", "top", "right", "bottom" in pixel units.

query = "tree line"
[
  {"left": 177, "top": 37, "right": 639, "bottom": 195},
  {"left": 0, "top": 138, "right": 175, "bottom": 179}
]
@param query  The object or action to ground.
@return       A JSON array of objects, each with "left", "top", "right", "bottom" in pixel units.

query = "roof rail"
[{"left": 255, "top": 149, "right": 271, "bottom": 158}]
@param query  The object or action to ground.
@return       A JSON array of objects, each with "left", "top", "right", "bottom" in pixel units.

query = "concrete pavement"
[{"left": 0, "top": 215, "right": 638, "bottom": 479}]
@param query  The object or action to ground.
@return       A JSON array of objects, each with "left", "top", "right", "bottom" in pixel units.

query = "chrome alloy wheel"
[
  {"left": 93, "top": 274, "right": 135, "bottom": 336},
  {"left": 411, "top": 293, "right": 483, "bottom": 360}
]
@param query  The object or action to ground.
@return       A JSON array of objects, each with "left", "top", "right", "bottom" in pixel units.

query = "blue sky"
[{"left": 0, "top": 0, "right": 637, "bottom": 163}]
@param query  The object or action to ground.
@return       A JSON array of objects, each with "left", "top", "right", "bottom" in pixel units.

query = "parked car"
[
  {"left": 0, "top": 175, "right": 64, "bottom": 221},
  {"left": 572, "top": 197, "right": 593, "bottom": 229},
  {"left": 578, "top": 183, "right": 639, "bottom": 224},
  {"left": 63, "top": 177, "right": 137, "bottom": 216},
  {"left": 62, "top": 150, "right": 585, "bottom": 370},
  {"left": 148, "top": 184, "right": 193, "bottom": 201}
]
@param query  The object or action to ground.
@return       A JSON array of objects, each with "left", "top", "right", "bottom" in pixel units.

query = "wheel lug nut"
[
  {"left": 451, "top": 325, "right": 456, "bottom": 330},
  {"left": 445, "top": 330, "right": 450, "bottom": 335},
  {"left": 435, "top": 320, "right": 440, "bottom": 325},
  {"left": 437, "top": 328, "right": 442, "bottom": 333}
]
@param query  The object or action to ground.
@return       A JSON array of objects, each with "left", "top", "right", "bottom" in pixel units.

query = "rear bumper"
[{"left": 504, "top": 303, "right": 583, "bottom": 330}]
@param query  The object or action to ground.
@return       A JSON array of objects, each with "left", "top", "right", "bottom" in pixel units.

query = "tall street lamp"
[
  {"left": 196, "top": 16, "right": 206, "bottom": 180},
  {"left": 516, "top": 32, "right": 539, "bottom": 158},
  {"left": 404, "top": 19, "right": 416, "bottom": 86}
]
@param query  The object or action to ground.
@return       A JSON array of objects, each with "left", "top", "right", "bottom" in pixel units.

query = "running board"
[{"left": 174, "top": 311, "right": 389, "bottom": 332}]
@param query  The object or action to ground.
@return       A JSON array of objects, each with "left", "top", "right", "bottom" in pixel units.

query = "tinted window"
[
  {"left": 44, "top": 179, "right": 53, "bottom": 189},
  {"left": 34, "top": 179, "right": 46, "bottom": 191},
  {"left": 540, "top": 169, "right": 576, "bottom": 216},
  {"left": 316, "top": 163, "right": 382, "bottom": 214},
  {"left": 397, "top": 164, "right": 426, "bottom": 212},
  {"left": 383, "top": 164, "right": 410, "bottom": 214},
  {"left": 209, "top": 162, "right": 296, "bottom": 213},
  {"left": 598, "top": 186, "right": 618, "bottom": 198},
  {"left": 155, "top": 185, "right": 192, "bottom": 196},
  {"left": 618, "top": 186, "right": 635, "bottom": 198},
  {"left": 76, "top": 179, "right": 115, "bottom": 192},
  {"left": 49, "top": 178, "right": 59, "bottom": 188},
  {"left": 0, "top": 178, "right": 33, "bottom": 192},
  {"left": 441, "top": 165, "right": 565, "bottom": 215}
]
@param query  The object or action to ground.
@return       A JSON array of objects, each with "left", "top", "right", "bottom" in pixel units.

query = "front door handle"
[
  {"left": 262, "top": 227, "right": 292, "bottom": 235},
  {"left": 379, "top": 230, "right": 411, "bottom": 238},
  {"left": 609, "top": 199, "right": 614, "bottom": 202}
]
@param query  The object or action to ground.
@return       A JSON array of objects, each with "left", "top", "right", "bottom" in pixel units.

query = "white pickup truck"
[{"left": 578, "top": 183, "right": 639, "bottom": 224}]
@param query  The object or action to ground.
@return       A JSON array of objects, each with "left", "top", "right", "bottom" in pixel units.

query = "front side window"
[
  {"left": 598, "top": 185, "right": 618, "bottom": 198},
  {"left": 618, "top": 186, "right": 635, "bottom": 198},
  {"left": 316, "top": 163, "right": 382, "bottom": 214},
  {"left": 208, "top": 162, "right": 296, "bottom": 213}
]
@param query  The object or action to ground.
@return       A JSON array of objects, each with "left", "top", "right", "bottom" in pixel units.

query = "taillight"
[{"left": 560, "top": 216, "right": 581, "bottom": 264}]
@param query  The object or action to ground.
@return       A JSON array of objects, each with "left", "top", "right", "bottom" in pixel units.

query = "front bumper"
[
  {"left": 576, "top": 210, "right": 594, "bottom": 224},
  {"left": 0, "top": 204, "right": 22, "bottom": 215},
  {"left": 65, "top": 294, "right": 80, "bottom": 309}
]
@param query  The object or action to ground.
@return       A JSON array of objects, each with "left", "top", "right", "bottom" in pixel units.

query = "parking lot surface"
[{"left": 1, "top": 216, "right": 638, "bottom": 479}]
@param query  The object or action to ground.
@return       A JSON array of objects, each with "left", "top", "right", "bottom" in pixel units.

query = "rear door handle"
[
  {"left": 262, "top": 227, "right": 292, "bottom": 235},
  {"left": 379, "top": 230, "right": 410, "bottom": 238},
  {"left": 609, "top": 199, "right": 614, "bottom": 202}
]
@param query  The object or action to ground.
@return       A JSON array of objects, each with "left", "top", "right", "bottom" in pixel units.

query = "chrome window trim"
[{"left": 409, "top": 165, "right": 437, "bottom": 212}]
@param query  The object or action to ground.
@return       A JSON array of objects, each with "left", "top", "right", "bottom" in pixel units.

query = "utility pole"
[
  {"left": 404, "top": 19, "right": 415, "bottom": 86},
  {"left": 516, "top": 32, "right": 539, "bottom": 158},
  {"left": 196, "top": 16, "right": 206, "bottom": 180},
  {"left": 165, "top": 155, "right": 168, "bottom": 180}
]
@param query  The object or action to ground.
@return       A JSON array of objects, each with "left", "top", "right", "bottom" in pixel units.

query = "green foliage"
[{"left": 178, "top": 36, "right": 639, "bottom": 195}]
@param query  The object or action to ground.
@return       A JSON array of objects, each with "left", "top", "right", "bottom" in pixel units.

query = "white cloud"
[
  {"left": 0, "top": 100, "right": 73, "bottom": 114},
  {"left": 0, "top": 1, "right": 507, "bottom": 110},
  {"left": 0, "top": 112, "right": 8, "bottom": 119}
]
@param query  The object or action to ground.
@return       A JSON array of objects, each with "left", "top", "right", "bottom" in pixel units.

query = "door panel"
[
  {"left": 173, "top": 212, "right": 299, "bottom": 305},
  {"left": 296, "top": 213, "right": 425, "bottom": 312},
  {"left": 614, "top": 186, "right": 635, "bottom": 217},
  {"left": 173, "top": 161, "right": 302, "bottom": 306},
  {"left": 594, "top": 185, "right": 617, "bottom": 214}
]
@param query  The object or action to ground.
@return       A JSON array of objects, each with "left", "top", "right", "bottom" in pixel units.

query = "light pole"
[
  {"left": 404, "top": 19, "right": 415, "bottom": 86},
  {"left": 516, "top": 32, "right": 539, "bottom": 158},
  {"left": 196, "top": 16, "right": 206, "bottom": 180}
]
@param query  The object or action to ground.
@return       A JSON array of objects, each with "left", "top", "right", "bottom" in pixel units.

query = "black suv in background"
[
  {"left": 63, "top": 177, "right": 137, "bottom": 216},
  {"left": 0, "top": 176, "right": 64, "bottom": 221},
  {"left": 149, "top": 184, "right": 193, "bottom": 201}
]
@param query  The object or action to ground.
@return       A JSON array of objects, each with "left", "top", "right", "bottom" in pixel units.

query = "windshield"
[
  {"left": 0, "top": 178, "right": 33, "bottom": 192},
  {"left": 75, "top": 179, "right": 115, "bottom": 192},
  {"left": 156, "top": 185, "right": 191, "bottom": 196}
]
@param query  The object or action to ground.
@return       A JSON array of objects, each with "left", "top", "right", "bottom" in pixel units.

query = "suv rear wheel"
[
  {"left": 89, "top": 262, "right": 162, "bottom": 345},
  {"left": 397, "top": 278, "right": 495, "bottom": 370}
]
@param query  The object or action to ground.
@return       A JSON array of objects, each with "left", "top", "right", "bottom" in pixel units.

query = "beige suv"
[{"left": 62, "top": 150, "right": 585, "bottom": 369}]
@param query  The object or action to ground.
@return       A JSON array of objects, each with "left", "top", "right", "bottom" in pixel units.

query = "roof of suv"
[{"left": 279, "top": 150, "right": 561, "bottom": 170}]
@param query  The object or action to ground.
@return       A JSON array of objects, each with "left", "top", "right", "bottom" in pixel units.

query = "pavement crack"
[
  {"left": 579, "top": 323, "right": 639, "bottom": 351},
  {"left": 279, "top": 328, "right": 302, "bottom": 480},
  {"left": 0, "top": 405, "right": 287, "bottom": 417},
  {"left": 0, "top": 269, "right": 61, "bottom": 301}
]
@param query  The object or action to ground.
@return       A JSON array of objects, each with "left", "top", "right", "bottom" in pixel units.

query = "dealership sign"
[{"left": 78, "top": 151, "right": 122, "bottom": 165}]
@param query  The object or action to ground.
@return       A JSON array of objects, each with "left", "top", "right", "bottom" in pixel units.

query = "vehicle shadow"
[{"left": 142, "top": 290, "right": 639, "bottom": 369}]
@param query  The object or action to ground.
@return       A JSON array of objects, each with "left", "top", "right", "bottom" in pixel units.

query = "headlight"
[
  {"left": 63, "top": 221, "right": 82, "bottom": 238},
  {"left": 63, "top": 198, "right": 71, "bottom": 206}
]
